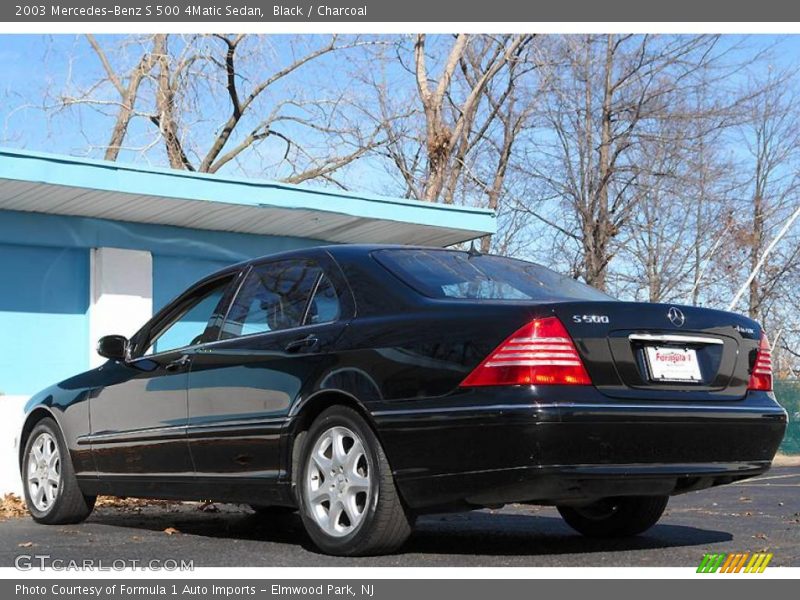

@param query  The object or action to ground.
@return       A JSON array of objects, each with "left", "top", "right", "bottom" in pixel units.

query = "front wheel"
[
  {"left": 22, "top": 417, "right": 96, "bottom": 524},
  {"left": 557, "top": 496, "right": 668, "bottom": 538},
  {"left": 297, "top": 406, "right": 412, "bottom": 556}
]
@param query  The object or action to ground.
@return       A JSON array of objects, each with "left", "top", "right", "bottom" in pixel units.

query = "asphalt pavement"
[{"left": 1, "top": 467, "right": 798, "bottom": 568}]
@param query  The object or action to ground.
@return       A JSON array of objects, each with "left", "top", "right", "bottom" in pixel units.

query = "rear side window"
[
  {"left": 221, "top": 259, "right": 340, "bottom": 339},
  {"left": 373, "top": 249, "right": 613, "bottom": 302},
  {"left": 306, "top": 274, "right": 341, "bottom": 324}
]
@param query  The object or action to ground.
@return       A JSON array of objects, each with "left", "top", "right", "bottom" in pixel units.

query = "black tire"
[
  {"left": 557, "top": 496, "right": 668, "bottom": 538},
  {"left": 250, "top": 504, "right": 297, "bottom": 516},
  {"left": 296, "top": 406, "right": 412, "bottom": 556},
  {"left": 21, "top": 417, "right": 96, "bottom": 525}
]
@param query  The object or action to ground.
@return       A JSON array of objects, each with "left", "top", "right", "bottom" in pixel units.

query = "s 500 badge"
[{"left": 572, "top": 314, "right": 610, "bottom": 324}]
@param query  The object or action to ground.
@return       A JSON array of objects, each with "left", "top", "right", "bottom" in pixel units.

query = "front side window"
[
  {"left": 145, "top": 279, "right": 231, "bottom": 355},
  {"left": 222, "top": 259, "right": 336, "bottom": 339}
]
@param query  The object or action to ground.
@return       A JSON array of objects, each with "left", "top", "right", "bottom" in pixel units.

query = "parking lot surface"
[{"left": 1, "top": 467, "right": 798, "bottom": 568}]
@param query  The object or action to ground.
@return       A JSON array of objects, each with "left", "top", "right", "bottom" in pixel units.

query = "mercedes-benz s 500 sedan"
[{"left": 20, "top": 245, "right": 787, "bottom": 555}]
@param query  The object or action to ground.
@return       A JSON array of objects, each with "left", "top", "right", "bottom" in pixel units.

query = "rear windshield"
[{"left": 373, "top": 249, "right": 614, "bottom": 302}]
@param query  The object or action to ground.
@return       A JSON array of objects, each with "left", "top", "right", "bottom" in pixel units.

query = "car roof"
[{"left": 193, "top": 244, "right": 453, "bottom": 287}]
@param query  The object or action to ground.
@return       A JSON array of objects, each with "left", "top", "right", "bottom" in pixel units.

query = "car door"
[
  {"left": 186, "top": 253, "right": 353, "bottom": 497},
  {"left": 88, "top": 272, "right": 238, "bottom": 489}
]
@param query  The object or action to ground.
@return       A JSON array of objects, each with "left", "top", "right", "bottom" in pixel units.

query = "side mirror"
[{"left": 97, "top": 335, "right": 129, "bottom": 361}]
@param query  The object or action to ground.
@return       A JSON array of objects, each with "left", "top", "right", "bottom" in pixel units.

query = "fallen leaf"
[
  {"left": 163, "top": 527, "right": 180, "bottom": 535},
  {"left": 95, "top": 496, "right": 180, "bottom": 510},
  {"left": 17, "top": 542, "right": 34, "bottom": 548},
  {"left": 1, "top": 494, "right": 28, "bottom": 519}
]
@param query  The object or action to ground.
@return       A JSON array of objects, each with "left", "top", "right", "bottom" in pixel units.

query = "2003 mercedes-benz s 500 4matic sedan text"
[{"left": 19, "top": 245, "right": 787, "bottom": 555}]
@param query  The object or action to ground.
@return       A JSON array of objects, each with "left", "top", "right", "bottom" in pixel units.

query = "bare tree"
[
  {"left": 522, "top": 34, "right": 735, "bottom": 291},
  {"left": 84, "top": 34, "right": 159, "bottom": 161},
  {"left": 616, "top": 67, "right": 743, "bottom": 304},
  {"left": 56, "top": 34, "right": 382, "bottom": 185},
  {"left": 352, "top": 34, "right": 540, "bottom": 255},
  {"left": 458, "top": 40, "right": 539, "bottom": 252},
  {"left": 372, "top": 34, "right": 532, "bottom": 205},
  {"left": 736, "top": 70, "right": 800, "bottom": 321}
]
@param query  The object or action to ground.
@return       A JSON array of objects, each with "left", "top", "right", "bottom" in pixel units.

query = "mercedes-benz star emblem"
[{"left": 667, "top": 307, "right": 685, "bottom": 327}]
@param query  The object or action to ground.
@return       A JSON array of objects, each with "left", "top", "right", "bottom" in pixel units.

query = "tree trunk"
[
  {"left": 104, "top": 60, "right": 148, "bottom": 160},
  {"left": 583, "top": 34, "right": 615, "bottom": 291},
  {"left": 749, "top": 189, "right": 764, "bottom": 319}
]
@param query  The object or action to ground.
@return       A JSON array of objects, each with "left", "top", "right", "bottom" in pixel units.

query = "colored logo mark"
[{"left": 697, "top": 552, "right": 773, "bottom": 573}]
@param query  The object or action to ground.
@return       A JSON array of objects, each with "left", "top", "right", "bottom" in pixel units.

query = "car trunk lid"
[{"left": 550, "top": 301, "right": 761, "bottom": 401}]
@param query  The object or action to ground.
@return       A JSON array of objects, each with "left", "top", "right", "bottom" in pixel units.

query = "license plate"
[{"left": 644, "top": 346, "right": 702, "bottom": 382}]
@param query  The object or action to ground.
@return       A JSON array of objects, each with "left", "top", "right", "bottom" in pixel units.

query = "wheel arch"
[
  {"left": 18, "top": 406, "right": 59, "bottom": 468},
  {"left": 286, "top": 389, "right": 383, "bottom": 492}
]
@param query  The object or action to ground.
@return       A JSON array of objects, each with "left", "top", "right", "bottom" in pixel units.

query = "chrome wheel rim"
[
  {"left": 27, "top": 432, "right": 61, "bottom": 512},
  {"left": 304, "top": 425, "right": 372, "bottom": 537}
]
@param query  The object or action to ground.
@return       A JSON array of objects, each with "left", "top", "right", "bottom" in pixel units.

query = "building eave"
[{"left": 0, "top": 148, "right": 496, "bottom": 247}]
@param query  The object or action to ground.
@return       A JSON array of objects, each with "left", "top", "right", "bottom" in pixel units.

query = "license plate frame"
[{"left": 644, "top": 345, "right": 702, "bottom": 383}]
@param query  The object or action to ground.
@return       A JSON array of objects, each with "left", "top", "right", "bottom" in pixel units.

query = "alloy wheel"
[
  {"left": 304, "top": 425, "right": 372, "bottom": 537},
  {"left": 27, "top": 431, "right": 61, "bottom": 512}
]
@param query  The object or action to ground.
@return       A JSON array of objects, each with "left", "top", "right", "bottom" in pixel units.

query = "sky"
[
  {"left": 1, "top": 33, "right": 800, "bottom": 288},
  {"left": 2, "top": 33, "right": 799, "bottom": 196},
  {"left": 0, "top": 34, "right": 414, "bottom": 196},
  {"left": 1, "top": 32, "right": 800, "bottom": 320}
]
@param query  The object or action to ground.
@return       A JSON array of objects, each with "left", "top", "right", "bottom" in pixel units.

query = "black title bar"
[{"left": 5, "top": 0, "right": 800, "bottom": 22}]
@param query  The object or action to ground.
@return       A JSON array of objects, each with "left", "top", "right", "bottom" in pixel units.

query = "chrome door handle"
[
  {"left": 165, "top": 355, "right": 191, "bottom": 372},
  {"left": 285, "top": 334, "right": 319, "bottom": 353}
]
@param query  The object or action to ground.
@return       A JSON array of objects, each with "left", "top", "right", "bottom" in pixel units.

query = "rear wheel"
[
  {"left": 557, "top": 496, "right": 668, "bottom": 538},
  {"left": 297, "top": 406, "right": 412, "bottom": 556},
  {"left": 22, "top": 418, "right": 96, "bottom": 524}
]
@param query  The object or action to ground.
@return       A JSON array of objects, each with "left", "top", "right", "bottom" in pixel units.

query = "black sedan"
[{"left": 19, "top": 245, "right": 787, "bottom": 556}]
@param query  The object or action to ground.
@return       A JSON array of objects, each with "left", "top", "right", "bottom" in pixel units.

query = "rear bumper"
[
  {"left": 372, "top": 388, "right": 787, "bottom": 511},
  {"left": 396, "top": 460, "right": 772, "bottom": 511}
]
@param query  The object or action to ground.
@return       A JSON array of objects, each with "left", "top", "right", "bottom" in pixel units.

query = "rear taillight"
[
  {"left": 460, "top": 316, "right": 592, "bottom": 387},
  {"left": 748, "top": 333, "right": 773, "bottom": 391}
]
